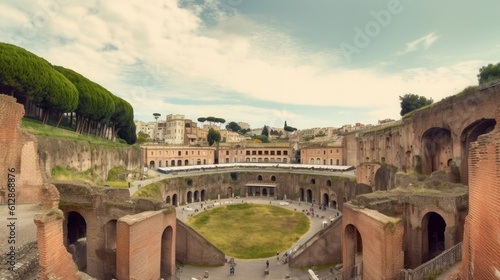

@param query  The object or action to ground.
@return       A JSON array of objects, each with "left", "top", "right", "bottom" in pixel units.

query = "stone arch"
[
  {"left": 186, "top": 179, "right": 193, "bottom": 186},
  {"left": 460, "top": 118, "right": 496, "bottom": 184},
  {"left": 227, "top": 187, "right": 233, "bottom": 198},
  {"left": 149, "top": 160, "right": 155, "bottom": 169},
  {"left": 158, "top": 160, "right": 162, "bottom": 167},
  {"left": 194, "top": 190, "right": 199, "bottom": 202},
  {"left": 172, "top": 194, "right": 178, "bottom": 206},
  {"left": 421, "top": 128, "right": 452, "bottom": 174},
  {"left": 310, "top": 178, "right": 316, "bottom": 185},
  {"left": 422, "top": 212, "right": 446, "bottom": 262},
  {"left": 166, "top": 196, "right": 171, "bottom": 204},
  {"left": 187, "top": 191, "right": 193, "bottom": 204},
  {"left": 201, "top": 189, "right": 206, "bottom": 201},
  {"left": 257, "top": 175, "right": 263, "bottom": 181},
  {"left": 322, "top": 193, "right": 329, "bottom": 207},
  {"left": 184, "top": 159, "right": 189, "bottom": 166},
  {"left": 326, "top": 179, "right": 332, "bottom": 187},
  {"left": 344, "top": 224, "right": 363, "bottom": 278},
  {"left": 160, "top": 226, "right": 174, "bottom": 279},
  {"left": 270, "top": 175, "right": 276, "bottom": 181},
  {"left": 307, "top": 189, "right": 313, "bottom": 203},
  {"left": 66, "top": 211, "right": 87, "bottom": 272},
  {"left": 262, "top": 188, "right": 268, "bottom": 196},
  {"left": 330, "top": 194, "right": 337, "bottom": 209},
  {"left": 171, "top": 160, "right": 175, "bottom": 166},
  {"left": 177, "top": 159, "right": 182, "bottom": 166}
]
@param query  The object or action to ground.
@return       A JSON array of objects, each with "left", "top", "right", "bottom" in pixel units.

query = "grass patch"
[
  {"left": 132, "top": 182, "right": 162, "bottom": 199},
  {"left": 21, "top": 117, "right": 130, "bottom": 147},
  {"left": 186, "top": 203, "right": 310, "bottom": 259},
  {"left": 51, "top": 165, "right": 102, "bottom": 185}
]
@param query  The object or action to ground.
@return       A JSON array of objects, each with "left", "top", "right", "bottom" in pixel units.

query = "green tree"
[
  {"left": 399, "top": 93, "right": 433, "bottom": 116},
  {"left": 197, "top": 117, "right": 207, "bottom": 123},
  {"left": 0, "top": 43, "right": 78, "bottom": 123},
  {"left": 261, "top": 125, "right": 269, "bottom": 137},
  {"left": 207, "top": 128, "right": 221, "bottom": 146},
  {"left": 226, "top": 121, "right": 241, "bottom": 132},
  {"left": 477, "top": 62, "right": 500, "bottom": 84}
]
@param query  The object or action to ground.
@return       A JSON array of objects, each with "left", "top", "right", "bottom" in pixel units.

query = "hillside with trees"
[{"left": 0, "top": 42, "right": 136, "bottom": 144}]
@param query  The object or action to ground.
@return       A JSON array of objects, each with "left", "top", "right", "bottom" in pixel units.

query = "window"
[
  {"left": 270, "top": 151, "right": 275, "bottom": 155},
  {"left": 226, "top": 151, "right": 229, "bottom": 155},
  {"left": 283, "top": 151, "right": 288, "bottom": 155},
  {"left": 246, "top": 151, "right": 251, "bottom": 155},
  {"left": 178, "top": 151, "right": 181, "bottom": 156}
]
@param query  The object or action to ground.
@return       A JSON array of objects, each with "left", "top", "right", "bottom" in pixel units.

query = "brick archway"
[{"left": 160, "top": 226, "right": 174, "bottom": 279}]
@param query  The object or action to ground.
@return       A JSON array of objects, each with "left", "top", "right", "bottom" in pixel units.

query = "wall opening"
[
  {"left": 344, "top": 224, "right": 363, "bottom": 278},
  {"left": 460, "top": 118, "right": 496, "bottom": 184},
  {"left": 172, "top": 194, "right": 178, "bottom": 206},
  {"left": 299, "top": 188, "right": 304, "bottom": 202},
  {"left": 201, "top": 189, "right": 206, "bottom": 201},
  {"left": 307, "top": 189, "right": 313, "bottom": 203},
  {"left": 66, "top": 211, "right": 87, "bottom": 272},
  {"left": 187, "top": 191, "right": 192, "bottom": 204},
  {"left": 160, "top": 226, "right": 174, "bottom": 279},
  {"left": 166, "top": 196, "right": 171, "bottom": 204},
  {"left": 422, "top": 212, "right": 446, "bottom": 262},
  {"left": 322, "top": 193, "right": 329, "bottom": 207},
  {"left": 105, "top": 220, "right": 117, "bottom": 279},
  {"left": 194, "top": 190, "right": 199, "bottom": 202},
  {"left": 149, "top": 161, "right": 155, "bottom": 169}
]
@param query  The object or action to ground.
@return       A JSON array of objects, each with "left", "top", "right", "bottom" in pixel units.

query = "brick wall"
[
  {"left": 34, "top": 209, "right": 79, "bottom": 280},
  {"left": 116, "top": 210, "right": 177, "bottom": 280},
  {"left": 461, "top": 110, "right": 500, "bottom": 279},
  {"left": 176, "top": 219, "right": 225, "bottom": 266},
  {"left": 0, "top": 95, "right": 44, "bottom": 204},
  {"left": 342, "top": 205, "right": 404, "bottom": 280}
]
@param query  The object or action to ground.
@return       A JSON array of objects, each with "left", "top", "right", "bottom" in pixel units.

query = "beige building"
[
  {"left": 165, "top": 114, "right": 185, "bottom": 145},
  {"left": 143, "top": 146, "right": 215, "bottom": 169},
  {"left": 217, "top": 142, "right": 292, "bottom": 164},
  {"left": 300, "top": 140, "right": 344, "bottom": 165}
]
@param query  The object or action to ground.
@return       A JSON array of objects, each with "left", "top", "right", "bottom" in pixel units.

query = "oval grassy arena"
[{"left": 185, "top": 203, "right": 310, "bottom": 259}]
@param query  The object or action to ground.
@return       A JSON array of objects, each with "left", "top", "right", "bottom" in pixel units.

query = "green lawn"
[{"left": 185, "top": 203, "right": 310, "bottom": 259}]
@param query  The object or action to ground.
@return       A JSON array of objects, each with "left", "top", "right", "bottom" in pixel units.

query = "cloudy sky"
[{"left": 1, "top": 0, "right": 499, "bottom": 129}]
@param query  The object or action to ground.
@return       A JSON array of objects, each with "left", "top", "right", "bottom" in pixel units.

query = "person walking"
[{"left": 266, "top": 260, "right": 269, "bottom": 268}]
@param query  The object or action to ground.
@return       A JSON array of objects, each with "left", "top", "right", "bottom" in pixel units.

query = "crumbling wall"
[
  {"left": 36, "top": 135, "right": 142, "bottom": 181},
  {"left": 461, "top": 110, "right": 500, "bottom": 279},
  {"left": 0, "top": 95, "right": 44, "bottom": 204}
]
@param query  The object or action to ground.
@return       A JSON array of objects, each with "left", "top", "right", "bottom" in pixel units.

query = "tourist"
[{"left": 266, "top": 260, "right": 269, "bottom": 268}]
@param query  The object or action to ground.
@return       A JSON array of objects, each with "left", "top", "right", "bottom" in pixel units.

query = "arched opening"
[
  {"left": 257, "top": 175, "right": 263, "bottom": 181},
  {"left": 172, "top": 194, "right": 178, "bottom": 206},
  {"left": 263, "top": 188, "right": 268, "bottom": 196},
  {"left": 421, "top": 128, "right": 452, "bottom": 174},
  {"left": 307, "top": 189, "right": 313, "bottom": 203},
  {"left": 197, "top": 159, "right": 201, "bottom": 165},
  {"left": 201, "top": 189, "right": 206, "bottom": 201},
  {"left": 149, "top": 161, "right": 155, "bottom": 169},
  {"left": 422, "top": 212, "right": 446, "bottom": 262},
  {"left": 322, "top": 193, "right": 329, "bottom": 207},
  {"left": 460, "top": 119, "right": 496, "bottom": 184},
  {"left": 271, "top": 175, "right": 276, "bottom": 181},
  {"left": 177, "top": 159, "right": 182, "bottom": 166},
  {"left": 344, "top": 224, "right": 363, "bottom": 278},
  {"left": 227, "top": 187, "right": 233, "bottom": 198},
  {"left": 326, "top": 180, "right": 332, "bottom": 187},
  {"left": 186, "top": 179, "right": 193, "bottom": 186},
  {"left": 66, "top": 211, "right": 87, "bottom": 272},
  {"left": 310, "top": 178, "right": 316, "bottom": 184},
  {"left": 300, "top": 188, "right": 305, "bottom": 202},
  {"left": 230, "top": 172, "right": 238, "bottom": 181},
  {"left": 194, "top": 190, "right": 199, "bottom": 202},
  {"left": 166, "top": 196, "right": 171, "bottom": 204},
  {"left": 187, "top": 191, "right": 193, "bottom": 204},
  {"left": 160, "top": 226, "right": 174, "bottom": 279},
  {"left": 184, "top": 159, "right": 189, "bottom": 166},
  {"left": 158, "top": 160, "right": 162, "bottom": 167},
  {"left": 171, "top": 160, "right": 175, "bottom": 166}
]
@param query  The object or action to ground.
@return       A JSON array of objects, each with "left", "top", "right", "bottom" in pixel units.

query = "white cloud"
[
  {"left": 0, "top": 2, "right": 486, "bottom": 128},
  {"left": 397, "top": 32, "right": 440, "bottom": 56}
]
